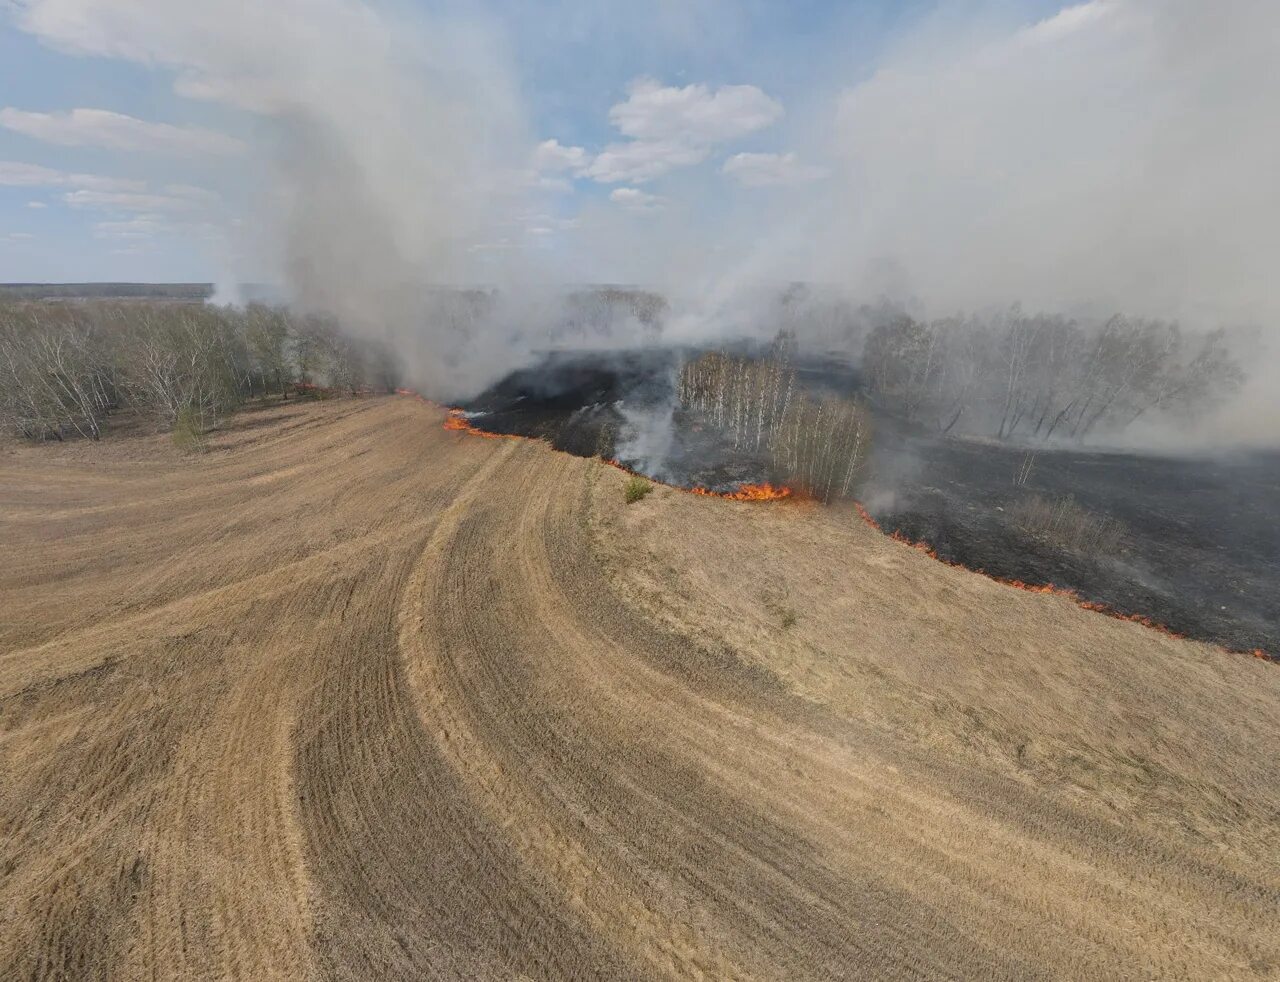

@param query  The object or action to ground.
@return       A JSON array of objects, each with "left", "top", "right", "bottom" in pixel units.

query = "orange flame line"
[
  {"left": 442, "top": 408, "right": 525, "bottom": 439},
  {"left": 414, "top": 396, "right": 1270, "bottom": 662},
  {"left": 692, "top": 482, "right": 794, "bottom": 501},
  {"left": 853, "top": 503, "right": 1273, "bottom": 663}
]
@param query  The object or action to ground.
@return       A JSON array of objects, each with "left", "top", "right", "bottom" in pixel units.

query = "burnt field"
[
  {"left": 864, "top": 431, "right": 1280, "bottom": 658},
  {"left": 459, "top": 348, "right": 1278, "bottom": 660},
  {"left": 457, "top": 347, "right": 782, "bottom": 491}
]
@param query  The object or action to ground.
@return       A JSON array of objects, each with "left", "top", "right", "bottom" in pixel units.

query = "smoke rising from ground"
[
  {"left": 672, "top": 2, "right": 1279, "bottom": 447},
  {"left": 10, "top": 0, "right": 1280, "bottom": 440},
  {"left": 812, "top": 0, "right": 1280, "bottom": 446},
  {"left": 14, "top": 0, "right": 543, "bottom": 396}
]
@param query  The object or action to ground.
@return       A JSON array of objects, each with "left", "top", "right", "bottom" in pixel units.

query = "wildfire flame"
[
  {"left": 853, "top": 503, "right": 1274, "bottom": 663},
  {"left": 443, "top": 408, "right": 523, "bottom": 439},
  {"left": 419, "top": 394, "right": 1271, "bottom": 662},
  {"left": 692, "top": 482, "right": 794, "bottom": 501},
  {"left": 441, "top": 403, "right": 800, "bottom": 501}
]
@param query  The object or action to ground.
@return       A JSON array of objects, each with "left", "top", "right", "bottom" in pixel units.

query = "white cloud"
[
  {"left": 583, "top": 140, "right": 707, "bottom": 184},
  {"left": 65, "top": 172, "right": 149, "bottom": 193},
  {"left": 26, "top": 200, "right": 47, "bottom": 208},
  {"left": 0, "top": 160, "right": 145, "bottom": 192},
  {"left": 609, "top": 187, "right": 663, "bottom": 212},
  {"left": 10, "top": 3, "right": 323, "bottom": 116},
  {"left": 163, "top": 182, "right": 218, "bottom": 204},
  {"left": 609, "top": 78, "right": 781, "bottom": 145},
  {"left": 0, "top": 161, "right": 63, "bottom": 186},
  {"left": 93, "top": 215, "right": 169, "bottom": 240},
  {"left": 722, "top": 152, "right": 828, "bottom": 188},
  {"left": 536, "top": 175, "right": 572, "bottom": 192},
  {"left": 6, "top": 232, "right": 36, "bottom": 240},
  {"left": 581, "top": 77, "right": 783, "bottom": 184},
  {"left": 0, "top": 107, "right": 245, "bottom": 156},
  {"left": 533, "top": 139, "right": 589, "bottom": 173},
  {"left": 63, "top": 189, "right": 206, "bottom": 213},
  {"left": 505, "top": 165, "right": 573, "bottom": 193},
  {"left": 524, "top": 140, "right": 592, "bottom": 192}
]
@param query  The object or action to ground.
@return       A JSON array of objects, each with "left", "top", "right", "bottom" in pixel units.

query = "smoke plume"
[
  {"left": 11, "top": 0, "right": 1280, "bottom": 440},
  {"left": 14, "top": 0, "right": 543, "bottom": 396}
]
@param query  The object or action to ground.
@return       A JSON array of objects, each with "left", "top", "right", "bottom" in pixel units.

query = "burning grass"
[
  {"left": 444, "top": 408, "right": 507, "bottom": 437},
  {"left": 679, "top": 344, "right": 872, "bottom": 503},
  {"left": 444, "top": 401, "right": 802, "bottom": 504},
  {"left": 692, "top": 482, "right": 794, "bottom": 501},
  {"left": 429, "top": 391, "right": 1270, "bottom": 662}
]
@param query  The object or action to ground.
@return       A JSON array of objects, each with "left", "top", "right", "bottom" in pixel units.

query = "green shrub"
[
  {"left": 624, "top": 475, "right": 653, "bottom": 504},
  {"left": 172, "top": 405, "right": 207, "bottom": 453}
]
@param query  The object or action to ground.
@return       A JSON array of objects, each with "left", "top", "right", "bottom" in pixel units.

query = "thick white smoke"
[
  {"left": 641, "top": 0, "right": 1280, "bottom": 446},
  {"left": 13, "top": 0, "right": 541, "bottom": 396},
  {"left": 815, "top": 0, "right": 1280, "bottom": 445},
  {"left": 820, "top": 1, "right": 1279, "bottom": 324},
  {"left": 11, "top": 0, "right": 1280, "bottom": 440}
]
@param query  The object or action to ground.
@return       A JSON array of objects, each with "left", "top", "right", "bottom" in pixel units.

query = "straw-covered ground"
[{"left": 2, "top": 396, "right": 1277, "bottom": 980}]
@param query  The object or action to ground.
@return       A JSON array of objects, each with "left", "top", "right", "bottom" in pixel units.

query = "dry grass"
[
  {"left": 1, "top": 396, "right": 1276, "bottom": 980},
  {"left": 1010, "top": 492, "right": 1127, "bottom": 556},
  {"left": 170, "top": 405, "right": 207, "bottom": 453}
]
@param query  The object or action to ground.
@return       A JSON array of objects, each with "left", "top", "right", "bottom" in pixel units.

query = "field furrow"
[{"left": 2, "top": 396, "right": 1277, "bottom": 980}]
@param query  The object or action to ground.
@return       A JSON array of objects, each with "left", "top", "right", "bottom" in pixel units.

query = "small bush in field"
[
  {"left": 172, "top": 406, "right": 207, "bottom": 453},
  {"left": 624, "top": 475, "right": 653, "bottom": 504},
  {"left": 1010, "top": 493, "right": 1126, "bottom": 557}
]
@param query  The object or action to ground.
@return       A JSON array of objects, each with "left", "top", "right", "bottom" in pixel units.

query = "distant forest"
[{"left": 0, "top": 283, "right": 213, "bottom": 302}]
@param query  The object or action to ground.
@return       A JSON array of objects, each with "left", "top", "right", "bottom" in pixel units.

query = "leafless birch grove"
[
  {"left": 679, "top": 334, "right": 872, "bottom": 502},
  {"left": 862, "top": 308, "right": 1244, "bottom": 442},
  {"left": 0, "top": 301, "right": 394, "bottom": 442}
]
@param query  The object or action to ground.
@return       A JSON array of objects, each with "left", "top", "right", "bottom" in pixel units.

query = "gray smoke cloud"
[
  {"left": 817, "top": 0, "right": 1280, "bottom": 446},
  {"left": 638, "top": 0, "right": 1280, "bottom": 447},
  {"left": 13, "top": 0, "right": 550, "bottom": 396},
  {"left": 11, "top": 0, "right": 1280, "bottom": 441}
]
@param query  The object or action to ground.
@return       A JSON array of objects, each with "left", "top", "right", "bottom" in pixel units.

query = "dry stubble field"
[{"left": 1, "top": 396, "right": 1278, "bottom": 980}]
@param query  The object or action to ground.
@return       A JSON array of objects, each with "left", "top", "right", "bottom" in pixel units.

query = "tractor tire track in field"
[{"left": 2, "top": 396, "right": 1278, "bottom": 980}]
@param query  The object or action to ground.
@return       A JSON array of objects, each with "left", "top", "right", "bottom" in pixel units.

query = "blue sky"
[
  {"left": 0, "top": 0, "right": 1065, "bottom": 283},
  {"left": 0, "top": 15, "right": 250, "bottom": 281}
]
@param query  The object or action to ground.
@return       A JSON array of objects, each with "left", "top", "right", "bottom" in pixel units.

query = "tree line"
[
  {"left": 0, "top": 301, "right": 397, "bottom": 442},
  {"left": 861, "top": 308, "right": 1243, "bottom": 442},
  {"left": 678, "top": 333, "right": 873, "bottom": 502}
]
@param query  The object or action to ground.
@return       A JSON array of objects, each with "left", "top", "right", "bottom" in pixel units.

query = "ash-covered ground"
[
  {"left": 458, "top": 347, "right": 785, "bottom": 491},
  {"left": 459, "top": 348, "right": 1278, "bottom": 658},
  {"left": 865, "top": 429, "right": 1280, "bottom": 657}
]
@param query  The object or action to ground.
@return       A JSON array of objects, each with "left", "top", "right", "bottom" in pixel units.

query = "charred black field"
[
  {"left": 457, "top": 346, "right": 788, "bottom": 492},
  {"left": 458, "top": 347, "right": 1278, "bottom": 661},
  {"left": 863, "top": 428, "right": 1280, "bottom": 658}
]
